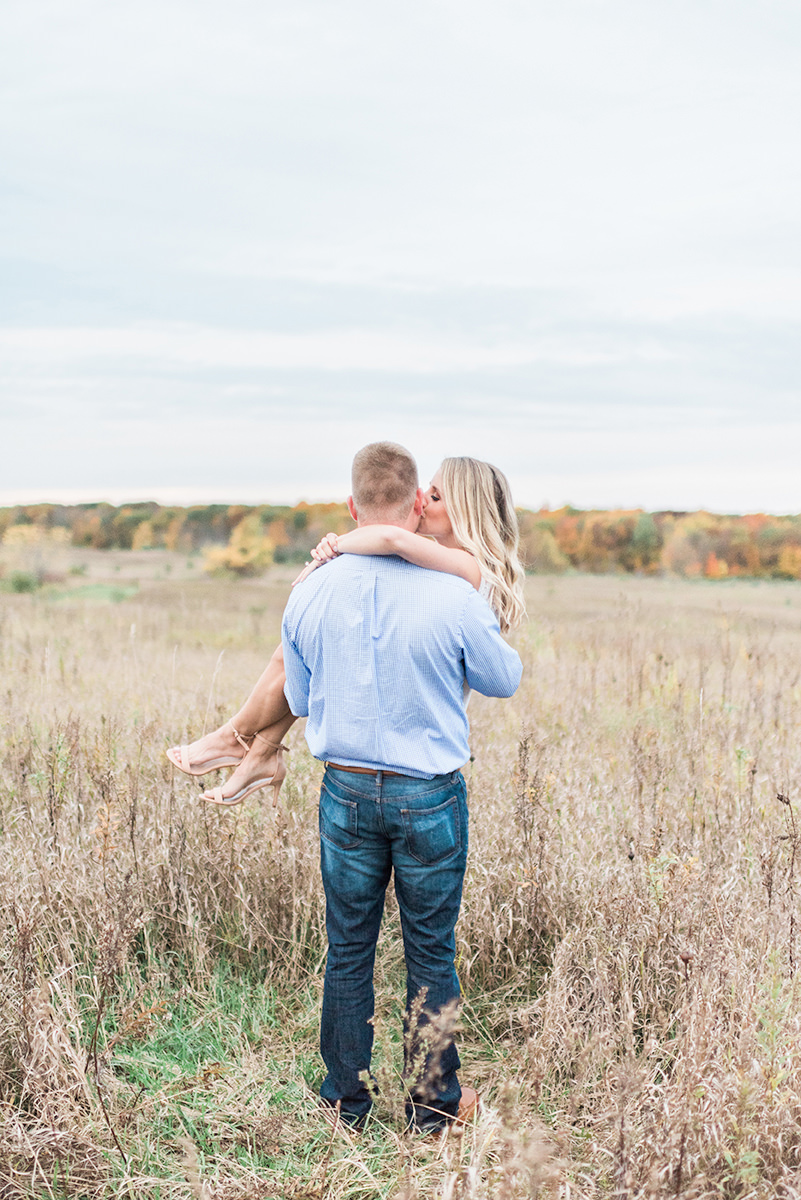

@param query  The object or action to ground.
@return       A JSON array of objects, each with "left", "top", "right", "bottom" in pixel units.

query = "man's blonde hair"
[{"left": 351, "top": 442, "right": 419, "bottom": 521}]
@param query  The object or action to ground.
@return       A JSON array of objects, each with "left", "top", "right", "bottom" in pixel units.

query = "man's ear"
[
  {"left": 347, "top": 495, "right": 358, "bottom": 522},
  {"left": 413, "top": 488, "right": 425, "bottom": 517}
]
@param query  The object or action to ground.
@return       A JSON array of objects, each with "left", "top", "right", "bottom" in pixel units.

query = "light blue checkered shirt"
[{"left": 281, "top": 554, "right": 522, "bottom": 778}]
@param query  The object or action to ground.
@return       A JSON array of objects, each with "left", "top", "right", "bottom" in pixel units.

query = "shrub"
[{"left": 8, "top": 570, "right": 39, "bottom": 593}]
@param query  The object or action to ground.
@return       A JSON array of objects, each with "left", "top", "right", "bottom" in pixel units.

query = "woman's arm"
[{"left": 308, "top": 526, "right": 482, "bottom": 589}]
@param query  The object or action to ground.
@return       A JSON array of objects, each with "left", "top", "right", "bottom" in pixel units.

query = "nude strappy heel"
[
  {"left": 166, "top": 723, "right": 253, "bottom": 777},
  {"left": 201, "top": 734, "right": 290, "bottom": 808}
]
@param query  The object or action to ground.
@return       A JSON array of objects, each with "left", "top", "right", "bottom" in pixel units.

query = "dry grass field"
[{"left": 2, "top": 561, "right": 801, "bottom": 1198}]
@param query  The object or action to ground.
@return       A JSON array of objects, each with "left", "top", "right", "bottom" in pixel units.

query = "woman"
[{"left": 166, "top": 457, "right": 526, "bottom": 806}]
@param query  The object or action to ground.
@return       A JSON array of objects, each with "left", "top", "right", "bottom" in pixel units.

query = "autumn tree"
[{"left": 203, "top": 514, "right": 275, "bottom": 576}]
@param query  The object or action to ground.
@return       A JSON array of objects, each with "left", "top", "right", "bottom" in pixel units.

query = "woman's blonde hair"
[{"left": 439, "top": 457, "right": 526, "bottom": 633}]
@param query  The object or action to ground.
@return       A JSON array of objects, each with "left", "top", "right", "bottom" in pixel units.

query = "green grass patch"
[
  {"left": 45, "top": 582, "right": 140, "bottom": 603},
  {"left": 108, "top": 961, "right": 282, "bottom": 1094}
]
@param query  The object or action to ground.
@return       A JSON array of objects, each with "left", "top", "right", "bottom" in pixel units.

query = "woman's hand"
[
  {"left": 291, "top": 534, "right": 340, "bottom": 587},
  {"left": 311, "top": 533, "right": 340, "bottom": 564},
  {"left": 291, "top": 560, "right": 319, "bottom": 587}
]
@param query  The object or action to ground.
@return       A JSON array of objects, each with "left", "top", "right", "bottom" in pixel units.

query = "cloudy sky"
[{"left": 2, "top": 0, "right": 799, "bottom": 513}]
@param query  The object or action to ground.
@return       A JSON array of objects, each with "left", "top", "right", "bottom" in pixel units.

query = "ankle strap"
[
  {"left": 252, "top": 731, "right": 290, "bottom": 753},
  {"left": 229, "top": 724, "right": 254, "bottom": 753}
]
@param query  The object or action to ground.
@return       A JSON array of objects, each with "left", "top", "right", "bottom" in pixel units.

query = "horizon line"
[{"left": 0, "top": 490, "right": 798, "bottom": 521}]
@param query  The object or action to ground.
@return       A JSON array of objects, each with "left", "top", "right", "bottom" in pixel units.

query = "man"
[{"left": 281, "top": 442, "right": 522, "bottom": 1132}]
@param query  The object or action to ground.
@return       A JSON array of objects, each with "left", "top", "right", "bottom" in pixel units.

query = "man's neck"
[
  {"left": 357, "top": 514, "right": 419, "bottom": 533},
  {"left": 357, "top": 519, "right": 405, "bottom": 529}
]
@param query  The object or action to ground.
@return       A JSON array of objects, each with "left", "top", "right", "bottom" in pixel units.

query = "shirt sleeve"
[
  {"left": 461, "top": 591, "right": 522, "bottom": 698},
  {"left": 281, "top": 610, "right": 311, "bottom": 717}
]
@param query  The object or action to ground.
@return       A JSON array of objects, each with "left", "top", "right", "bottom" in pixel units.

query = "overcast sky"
[{"left": 2, "top": 0, "right": 799, "bottom": 513}]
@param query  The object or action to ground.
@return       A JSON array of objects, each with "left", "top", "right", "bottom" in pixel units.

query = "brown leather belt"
[{"left": 326, "top": 762, "right": 405, "bottom": 778}]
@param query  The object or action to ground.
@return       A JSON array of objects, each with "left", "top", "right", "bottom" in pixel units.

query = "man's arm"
[
  {"left": 281, "top": 610, "right": 311, "bottom": 717},
  {"left": 461, "top": 591, "right": 522, "bottom": 697}
]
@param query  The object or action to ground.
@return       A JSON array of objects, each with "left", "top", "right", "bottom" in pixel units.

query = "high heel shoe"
[
  {"left": 202, "top": 735, "right": 290, "bottom": 808},
  {"left": 166, "top": 723, "right": 252, "bottom": 776}
]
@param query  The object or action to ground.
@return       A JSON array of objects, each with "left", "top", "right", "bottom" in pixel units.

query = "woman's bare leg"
[
  {"left": 168, "top": 644, "right": 292, "bottom": 772},
  {"left": 213, "top": 642, "right": 297, "bottom": 800},
  {"left": 229, "top": 643, "right": 292, "bottom": 734},
  {"left": 203, "top": 708, "right": 297, "bottom": 803}
]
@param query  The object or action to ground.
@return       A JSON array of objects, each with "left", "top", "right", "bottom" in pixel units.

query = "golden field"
[{"left": 2, "top": 560, "right": 801, "bottom": 1198}]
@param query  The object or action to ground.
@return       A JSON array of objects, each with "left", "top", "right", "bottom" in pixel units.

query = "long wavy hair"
[{"left": 439, "top": 457, "right": 526, "bottom": 633}]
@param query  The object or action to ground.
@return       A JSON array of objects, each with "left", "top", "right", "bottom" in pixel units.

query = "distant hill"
[{"left": 1, "top": 501, "right": 800, "bottom": 580}]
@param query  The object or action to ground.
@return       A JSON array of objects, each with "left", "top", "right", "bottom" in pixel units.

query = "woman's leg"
[
  {"left": 203, "top": 706, "right": 296, "bottom": 803},
  {"left": 204, "top": 642, "right": 297, "bottom": 801},
  {"left": 168, "top": 644, "right": 292, "bottom": 772},
  {"left": 229, "top": 643, "right": 292, "bottom": 734}
]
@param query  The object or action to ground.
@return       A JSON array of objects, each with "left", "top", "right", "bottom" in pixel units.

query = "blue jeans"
[{"left": 318, "top": 766, "right": 468, "bottom": 1130}]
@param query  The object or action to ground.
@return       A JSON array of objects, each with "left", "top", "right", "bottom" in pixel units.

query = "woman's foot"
[
  {"left": 202, "top": 733, "right": 289, "bottom": 806},
  {"left": 166, "top": 722, "right": 251, "bottom": 776}
]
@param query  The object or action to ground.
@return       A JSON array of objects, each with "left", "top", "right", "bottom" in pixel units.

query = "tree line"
[{"left": 2, "top": 501, "right": 801, "bottom": 580}]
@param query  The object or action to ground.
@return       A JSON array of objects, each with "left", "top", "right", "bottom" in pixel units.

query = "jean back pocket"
[
  {"left": 320, "top": 782, "right": 361, "bottom": 850},
  {"left": 401, "top": 795, "right": 463, "bottom": 865}
]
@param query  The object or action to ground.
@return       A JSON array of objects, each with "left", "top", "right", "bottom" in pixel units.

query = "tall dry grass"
[{"left": 2, "top": 570, "right": 801, "bottom": 1197}]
